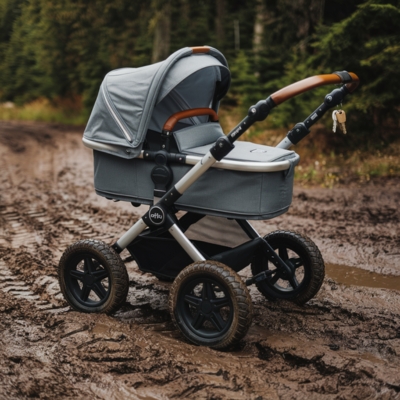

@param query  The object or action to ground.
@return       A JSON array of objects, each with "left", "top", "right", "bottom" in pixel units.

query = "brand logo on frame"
[
  {"left": 231, "top": 126, "right": 242, "bottom": 138},
  {"left": 149, "top": 206, "right": 165, "bottom": 225}
]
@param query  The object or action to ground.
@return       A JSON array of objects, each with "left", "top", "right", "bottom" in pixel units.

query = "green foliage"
[
  {"left": 0, "top": 0, "right": 398, "bottom": 141},
  {"left": 226, "top": 50, "right": 262, "bottom": 107},
  {"left": 264, "top": 0, "right": 400, "bottom": 137},
  {"left": 0, "top": 0, "right": 153, "bottom": 108},
  {"left": 309, "top": 0, "right": 400, "bottom": 131}
]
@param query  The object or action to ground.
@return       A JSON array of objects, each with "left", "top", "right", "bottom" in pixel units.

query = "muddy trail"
[{"left": 0, "top": 121, "right": 399, "bottom": 399}]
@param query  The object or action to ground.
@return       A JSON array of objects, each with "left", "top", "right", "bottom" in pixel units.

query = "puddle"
[{"left": 326, "top": 263, "right": 400, "bottom": 291}]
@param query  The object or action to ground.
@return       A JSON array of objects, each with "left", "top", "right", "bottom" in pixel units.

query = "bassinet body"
[{"left": 83, "top": 47, "right": 299, "bottom": 220}]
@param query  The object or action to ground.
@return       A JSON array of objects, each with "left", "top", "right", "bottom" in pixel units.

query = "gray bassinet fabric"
[
  {"left": 83, "top": 47, "right": 230, "bottom": 159},
  {"left": 182, "top": 140, "right": 296, "bottom": 163},
  {"left": 93, "top": 139, "right": 299, "bottom": 220},
  {"left": 173, "top": 123, "right": 224, "bottom": 151}
]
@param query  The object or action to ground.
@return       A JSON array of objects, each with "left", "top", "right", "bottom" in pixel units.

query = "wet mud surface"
[{"left": 0, "top": 121, "right": 399, "bottom": 399}]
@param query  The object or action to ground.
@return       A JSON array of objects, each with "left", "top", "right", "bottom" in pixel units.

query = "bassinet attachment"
[
  {"left": 89, "top": 122, "right": 299, "bottom": 220},
  {"left": 83, "top": 46, "right": 299, "bottom": 220}
]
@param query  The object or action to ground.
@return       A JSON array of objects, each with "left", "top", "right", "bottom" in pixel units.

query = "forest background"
[{"left": 0, "top": 0, "right": 399, "bottom": 186}]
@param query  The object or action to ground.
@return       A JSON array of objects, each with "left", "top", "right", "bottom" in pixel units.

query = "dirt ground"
[{"left": 0, "top": 120, "right": 399, "bottom": 400}]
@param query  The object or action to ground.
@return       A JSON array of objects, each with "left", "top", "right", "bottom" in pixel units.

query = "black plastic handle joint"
[
  {"left": 324, "top": 86, "right": 348, "bottom": 107},
  {"left": 287, "top": 123, "right": 310, "bottom": 145},
  {"left": 210, "top": 136, "right": 235, "bottom": 161},
  {"left": 247, "top": 96, "right": 276, "bottom": 122}
]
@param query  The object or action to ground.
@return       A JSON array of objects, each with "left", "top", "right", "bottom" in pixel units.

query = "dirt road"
[{"left": 0, "top": 121, "right": 399, "bottom": 399}]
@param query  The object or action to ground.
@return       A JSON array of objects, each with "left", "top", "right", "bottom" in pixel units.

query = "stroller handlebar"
[
  {"left": 163, "top": 108, "right": 219, "bottom": 132},
  {"left": 225, "top": 70, "right": 360, "bottom": 148},
  {"left": 271, "top": 72, "right": 359, "bottom": 106}
]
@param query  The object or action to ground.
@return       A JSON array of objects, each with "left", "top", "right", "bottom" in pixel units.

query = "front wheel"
[
  {"left": 169, "top": 261, "right": 253, "bottom": 349},
  {"left": 58, "top": 239, "right": 129, "bottom": 314},
  {"left": 251, "top": 231, "right": 325, "bottom": 305}
]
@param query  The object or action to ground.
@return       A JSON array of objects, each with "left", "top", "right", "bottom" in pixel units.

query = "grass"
[{"left": 0, "top": 98, "right": 87, "bottom": 125}]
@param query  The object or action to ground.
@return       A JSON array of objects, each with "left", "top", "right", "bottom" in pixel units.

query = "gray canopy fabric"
[{"left": 83, "top": 47, "right": 230, "bottom": 159}]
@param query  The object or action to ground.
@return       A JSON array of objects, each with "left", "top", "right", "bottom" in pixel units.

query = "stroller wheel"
[
  {"left": 169, "top": 261, "right": 252, "bottom": 350},
  {"left": 58, "top": 239, "right": 129, "bottom": 314},
  {"left": 251, "top": 231, "right": 325, "bottom": 305}
]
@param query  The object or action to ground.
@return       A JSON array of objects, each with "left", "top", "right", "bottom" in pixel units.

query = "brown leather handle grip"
[
  {"left": 163, "top": 108, "right": 219, "bottom": 132},
  {"left": 271, "top": 72, "right": 360, "bottom": 105},
  {"left": 191, "top": 46, "right": 210, "bottom": 54}
]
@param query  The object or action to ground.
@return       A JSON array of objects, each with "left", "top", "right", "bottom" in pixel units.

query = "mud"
[{"left": 0, "top": 120, "right": 399, "bottom": 399}]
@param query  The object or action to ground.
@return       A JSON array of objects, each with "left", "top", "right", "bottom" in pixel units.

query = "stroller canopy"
[{"left": 84, "top": 47, "right": 230, "bottom": 159}]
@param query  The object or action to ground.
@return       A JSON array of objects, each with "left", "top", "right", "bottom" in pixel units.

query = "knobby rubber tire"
[
  {"left": 251, "top": 230, "right": 325, "bottom": 305},
  {"left": 169, "top": 261, "right": 253, "bottom": 350},
  {"left": 58, "top": 239, "right": 129, "bottom": 314}
]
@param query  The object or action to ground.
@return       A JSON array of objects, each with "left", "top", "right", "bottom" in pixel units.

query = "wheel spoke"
[
  {"left": 84, "top": 257, "right": 95, "bottom": 273},
  {"left": 80, "top": 284, "right": 91, "bottom": 301},
  {"left": 92, "top": 282, "right": 107, "bottom": 300},
  {"left": 202, "top": 282, "right": 215, "bottom": 300},
  {"left": 279, "top": 246, "right": 289, "bottom": 261},
  {"left": 289, "top": 275, "right": 299, "bottom": 289},
  {"left": 211, "top": 297, "right": 230, "bottom": 309},
  {"left": 192, "top": 312, "right": 205, "bottom": 329},
  {"left": 209, "top": 311, "right": 226, "bottom": 332},
  {"left": 184, "top": 294, "right": 202, "bottom": 307},
  {"left": 70, "top": 270, "right": 84, "bottom": 281},
  {"left": 269, "top": 272, "right": 280, "bottom": 285},
  {"left": 291, "top": 257, "right": 304, "bottom": 269},
  {"left": 92, "top": 269, "right": 109, "bottom": 282}
]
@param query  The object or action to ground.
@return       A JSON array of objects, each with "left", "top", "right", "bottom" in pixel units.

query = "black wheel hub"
[
  {"left": 83, "top": 273, "right": 95, "bottom": 287},
  {"left": 279, "top": 259, "right": 295, "bottom": 280},
  {"left": 201, "top": 300, "right": 213, "bottom": 314},
  {"left": 251, "top": 232, "right": 316, "bottom": 301},
  {"left": 178, "top": 277, "right": 233, "bottom": 339},
  {"left": 66, "top": 254, "right": 111, "bottom": 307}
]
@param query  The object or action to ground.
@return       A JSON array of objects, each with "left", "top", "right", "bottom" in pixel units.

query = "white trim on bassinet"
[{"left": 82, "top": 137, "right": 297, "bottom": 173}]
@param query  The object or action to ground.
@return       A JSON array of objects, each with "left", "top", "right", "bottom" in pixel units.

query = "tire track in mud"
[
  {"left": 0, "top": 200, "right": 163, "bottom": 318},
  {"left": 0, "top": 259, "right": 70, "bottom": 312},
  {"left": 0, "top": 201, "right": 123, "bottom": 312},
  {"left": 1, "top": 122, "right": 400, "bottom": 399}
]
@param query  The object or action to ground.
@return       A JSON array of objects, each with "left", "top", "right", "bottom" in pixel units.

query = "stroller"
[{"left": 58, "top": 46, "right": 359, "bottom": 349}]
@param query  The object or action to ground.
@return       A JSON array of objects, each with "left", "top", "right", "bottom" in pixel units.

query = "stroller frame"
[
  {"left": 110, "top": 55, "right": 358, "bottom": 284},
  {"left": 59, "top": 46, "right": 359, "bottom": 349}
]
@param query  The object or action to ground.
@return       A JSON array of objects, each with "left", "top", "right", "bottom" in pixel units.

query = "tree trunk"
[
  {"left": 282, "top": 0, "right": 325, "bottom": 45},
  {"left": 215, "top": 0, "right": 225, "bottom": 48},
  {"left": 253, "top": 0, "right": 266, "bottom": 56},
  {"left": 151, "top": 0, "right": 171, "bottom": 63}
]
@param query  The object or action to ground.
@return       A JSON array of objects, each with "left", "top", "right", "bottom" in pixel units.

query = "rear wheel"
[
  {"left": 251, "top": 231, "right": 325, "bottom": 305},
  {"left": 169, "top": 261, "right": 252, "bottom": 349},
  {"left": 58, "top": 239, "right": 129, "bottom": 314}
]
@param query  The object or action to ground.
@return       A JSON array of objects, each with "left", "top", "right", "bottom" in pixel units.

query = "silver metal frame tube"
[
  {"left": 168, "top": 224, "right": 205, "bottom": 262},
  {"left": 240, "top": 220, "right": 261, "bottom": 238},
  {"left": 184, "top": 155, "right": 294, "bottom": 172},
  {"left": 175, "top": 151, "right": 216, "bottom": 194},
  {"left": 116, "top": 218, "right": 147, "bottom": 250},
  {"left": 276, "top": 137, "right": 293, "bottom": 150}
]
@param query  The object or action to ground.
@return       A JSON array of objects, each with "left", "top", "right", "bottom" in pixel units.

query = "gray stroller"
[{"left": 58, "top": 46, "right": 359, "bottom": 349}]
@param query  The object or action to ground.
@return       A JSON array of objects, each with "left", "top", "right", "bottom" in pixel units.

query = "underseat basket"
[{"left": 93, "top": 129, "right": 299, "bottom": 220}]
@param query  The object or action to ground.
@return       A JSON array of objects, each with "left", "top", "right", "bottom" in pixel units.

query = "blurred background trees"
[{"left": 0, "top": 0, "right": 398, "bottom": 140}]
